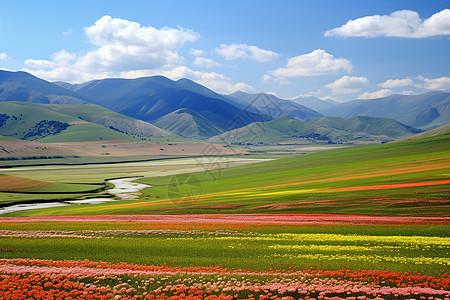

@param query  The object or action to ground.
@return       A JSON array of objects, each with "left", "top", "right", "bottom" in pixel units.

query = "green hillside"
[
  {"left": 311, "top": 116, "right": 422, "bottom": 137},
  {"left": 399, "top": 123, "right": 450, "bottom": 141},
  {"left": 210, "top": 115, "right": 420, "bottom": 144},
  {"left": 153, "top": 108, "right": 222, "bottom": 139},
  {"left": 0, "top": 102, "right": 173, "bottom": 142},
  {"left": 139, "top": 134, "right": 450, "bottom": 216},
  {"left": 321, "top": 91, "right": 450, "bottom": 129}
]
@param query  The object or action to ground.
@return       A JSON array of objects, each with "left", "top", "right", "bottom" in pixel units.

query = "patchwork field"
[
  {"left": 0, "top": 221, "right": 449, "bottom": 299},
  {"left": 1, "top": 134, "right": 449, "bottom": 299}
]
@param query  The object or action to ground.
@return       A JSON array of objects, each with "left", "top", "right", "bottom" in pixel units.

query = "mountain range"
[
  {"left": 290, "top": 96, "right": 338, "bottom": 114},
  {"left": 225, "top": 91, "right": 323, "bottom": 121},
  {"left": 210, "top": 115, "right": 421, "bottom": 145},
  {"left": 320, "top": 91, "right": 450, "bottom": 130},
  {"left": 58, "top": 76, "right": 264, "bottom": 139},
  {"left": 0, "top": 69, "right": 448, "bottom": 143}
]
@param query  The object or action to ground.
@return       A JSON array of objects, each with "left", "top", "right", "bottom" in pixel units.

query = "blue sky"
[{"left": 0, "top": 0, "right": 449, "bottom": 101}]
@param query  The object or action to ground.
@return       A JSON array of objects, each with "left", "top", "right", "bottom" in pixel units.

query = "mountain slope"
[
  {"left": 62, "top": 76, "right": 261, "bottom": 136},
  {"left": 290, "top": 96, "right": 338, "bottom": 114},
  {"left": 211, "top": 115, "right": 421, "bottom": 144},
  {"left": 311, "top": 116, "right": 422, "bottom": 138},
  {"left": 153, "top": 108, "right": 223, "bottom": 139},
  {"left": 320, "top": 91, "right": 450, "bottom": 129},
  {"left": 0, "top": 102, "right": 174, "bottom": 142},
  {"left": 398, "top": 123, "right": 450, "bottom": 141},
  {"left": 46, "top": 103, "right": 173, "bottom": 138},
  {"left": 226, "top": 91, "right": 323, "bottom": 122},
  {"left": 0, "top": 70, "right": 85, "bottom": 104}
]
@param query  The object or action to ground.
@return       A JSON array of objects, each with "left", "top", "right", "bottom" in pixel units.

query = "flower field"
[
  {"left": 1, "top": 258, "right": 449, "bottom": 299},
  {"left": 1, "top": 220, "right": 449, "bottom": 299}
]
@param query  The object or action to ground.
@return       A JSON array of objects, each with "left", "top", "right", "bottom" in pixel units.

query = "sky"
[{"left": 0, "top": 0, "right": 449, "bottom": 102}]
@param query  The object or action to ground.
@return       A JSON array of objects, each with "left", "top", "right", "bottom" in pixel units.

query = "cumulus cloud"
[
  {"left": 325, "top": 9, "right": 450, "bottom": 38},
  {"left": 80, "top": 15, "right": 198, "bottom": 72},
  {"left": 190, "top": 48, "right": 206, "bottom": 56},
  {"left": 421, "top": 76, "right": 450, "bottom": 90},
  {"left": 0, "top": 52, "right": 11, "bottom": 61},
  {"left": 121, "top": 66, "right": 254, "bottom": 94},
  {"left": 216, "top": 43, "right": 278, "bottom": 62},
  {"left": 358, "top": 89, "right": 394, "bottom": 99},
  {"left": 24, "top": 15, "right": 199, "bottom": 82},
  {"left": 193, "top": 57, "right": 221, "bottom": 68},
  {"left": 266, "top": 49, "right": 352, "bottom": 80},
  {"left": 325, "top": 75, "right": 368, "bottom": 94},
  {"left": 379, "top": 78, "right": 414, "bottom": 88}
]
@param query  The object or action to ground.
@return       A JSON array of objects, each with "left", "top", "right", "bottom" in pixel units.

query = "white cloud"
[
  {"left": 25, "top": 50, "right": 76, "bottom": 70},
  {"left": 325, "top": 9, "right": 450, "bottom": 38},
  {"left": 216, "top": 43, "right": 278, "bottom": 62},
  {"left": 190, "top": 48, "right": 206, "bottom": 56},
  {"left": 325, "top": 75, "right": 369, "bottom": 94},
  {"left": 0, "top": 52, "right": 11, "bottom": 61},
  {"left": 121, "top": 66, "right": 254, "bottom": 94},
  {"left": 80, "top": 15, "right": 198, "bottom": 72},
  {"left": 24, "top": 15, "right": 198, "bottom": 83},
  {"left": 24, "top": 59, "right": 55, "bottom": 69},
  {"left": 358, "top": 89, "right": 393, "bottom": 99},
  {"left": 421, "top": 76, "right": 450, "bottom": 90},
  {"left": 290, "top": 90, "right": 322, "bottom": 99},
  {"left": 267, "top": 49, "right": 352, "bottom": 79},
  {"left": 379, "top": 78, "right": 414, "bottom": 88},
  {"left": 193, "top": 57, "right": 221, "bottom": 68},
  {"left": 62, "top": 29, "right": 72, "bottom": 36}
]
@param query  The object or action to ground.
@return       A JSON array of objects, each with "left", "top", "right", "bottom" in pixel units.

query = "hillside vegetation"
[
  {"left": 0, "top": 102, "right": 173, "bottom": 142},
  {"left": 211, "top": 115, "right": 421, "bottom": 144}
]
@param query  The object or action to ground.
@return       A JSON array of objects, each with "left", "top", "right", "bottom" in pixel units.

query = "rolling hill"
[
  {"left": 134, "top": 132, "right": 450, "bottom": 216},
  {"left": 320, "top": 91, "right": 450, "bottom": 129},
  {"left": 210, "top": 115, "right": 421, "bottom": 145},
  {"left": 311, "top": 116, "right": 422, "bottom": 137},
  {"left": 226, "top": 91, "right": 322, "bottom": 122},
  {"left": 398, "top": 123, "right": 450, "bottom": 141},
  {"left": 0, "top": 70, "right": 85, "bottom": 104},
  {"left": 0, "top": 101, "right": 174, "bottom": 142},
  {"left": 153, "top": 108, "right": 223, "bottom": 139}
]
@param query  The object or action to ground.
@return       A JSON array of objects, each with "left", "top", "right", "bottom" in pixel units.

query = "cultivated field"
[
  {"left": 0, "top": 220, "right": 449, "bottom": 299},
  {"left": 0, "top": 134, "right": 449, "bottom": 299}
]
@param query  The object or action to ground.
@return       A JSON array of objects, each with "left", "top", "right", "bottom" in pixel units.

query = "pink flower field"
[{"left": 1, "top": 258, "right": 449, "bottom": 300}]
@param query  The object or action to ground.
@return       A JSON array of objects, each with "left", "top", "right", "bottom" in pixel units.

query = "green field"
[
  {"left": 0, "top": 156, "right": 264, "bottom": 207},
  {"left": 5, "top": 133, "right": 448, "bottom": 217}
]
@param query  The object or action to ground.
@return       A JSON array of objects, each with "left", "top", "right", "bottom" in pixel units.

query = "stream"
[{"left": 0, "top": 177, "right": 150, "bottom": 215}]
